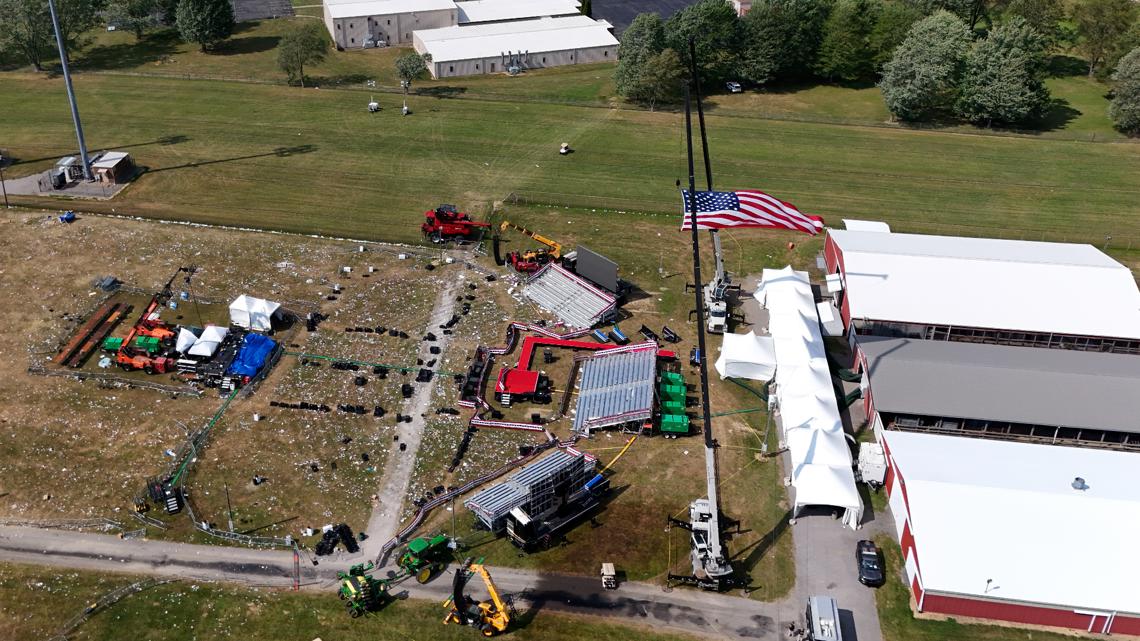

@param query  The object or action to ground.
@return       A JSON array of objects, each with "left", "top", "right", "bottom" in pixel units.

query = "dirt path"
[{"left": 360, "top": 273, "right": 463, "bottom": 560}]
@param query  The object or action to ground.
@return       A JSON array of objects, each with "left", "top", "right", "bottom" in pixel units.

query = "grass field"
[
  {"left": 1, "top": 71, "right": 1137, "bottom": 249},
  {"left": 0, "top": 562, "right": 701, "bottom": 641}
]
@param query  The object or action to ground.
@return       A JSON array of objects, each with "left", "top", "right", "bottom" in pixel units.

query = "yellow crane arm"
[
  {"left": 498, "top": 221, "right": 562, "bottom": 257},
  {"left": 473, "top": 564, "right": 508, "bottom": 616}
]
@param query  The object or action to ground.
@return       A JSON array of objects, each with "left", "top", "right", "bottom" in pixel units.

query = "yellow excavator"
[
  {"left": 443, "top": 557, "right": 510, "bottom": 636},
  {"left": 495, "top": 221, "right": 563, "bottom": 273}
]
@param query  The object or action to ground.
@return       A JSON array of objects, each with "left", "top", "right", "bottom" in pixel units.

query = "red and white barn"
[
  {"left": 856, "top": 336, "right": 1140, "bottom": 634},
  {"left": 823, "top": 225, "right": 1140, "bottom": 354}
]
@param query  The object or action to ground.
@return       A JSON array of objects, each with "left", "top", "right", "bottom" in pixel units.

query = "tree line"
[
  {"left": 0, "top": 0, "right": 238, "bottom": 68},
  {"left": 615, "top": 0, "right": 1140, "bottom": 134}
]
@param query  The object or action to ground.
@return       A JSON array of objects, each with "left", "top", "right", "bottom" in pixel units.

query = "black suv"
[{"left": 856, "top": 540, "right": 885, "bottom": 587}]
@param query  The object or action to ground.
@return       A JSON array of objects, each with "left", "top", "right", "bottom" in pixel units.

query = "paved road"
[{"left": 0, "top": 525, "right": 802, "bottom": 639}]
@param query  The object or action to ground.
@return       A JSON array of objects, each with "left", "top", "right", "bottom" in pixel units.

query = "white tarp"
[
  {"left": 842, "top": 219, "right": 891, "bottom": 233},
  {"left": 758, "top": 265, "right": 862, "bottom": 529},
  {"left": 188, "top": 325, "right": 227, "bottom": 357},
  {"left": 714, "top": 333, "right": 776, "bottom": 381},
  {"left": 229, "top": 294, "right": 281, "bottom": 331},
  {"left": 175, "top": 328, "right": 198, "bottom": 353}
]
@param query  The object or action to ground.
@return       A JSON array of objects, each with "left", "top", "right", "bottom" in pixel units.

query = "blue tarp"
[{"left": 227, "top": 333, "right": 277, "bottom": 378}]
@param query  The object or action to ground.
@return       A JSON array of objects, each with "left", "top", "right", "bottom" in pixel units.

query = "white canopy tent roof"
[
  {"left": 758, "top": 266, "right": 861, "bottom": 529},
  {"left": 714, "top": 332, "right": 776, "bottom": 381},
  {"left": 884, "top": 430, "right": 1140, "bottom": 614},
  {"left": 176, "top": 328, "right": 198, "bottom": 353},
  {"left": 188, "top": 325, "right": 228, "bottom": 357},
  {"left": 229, "top": 295, "right": 281, "bottom": 331}
]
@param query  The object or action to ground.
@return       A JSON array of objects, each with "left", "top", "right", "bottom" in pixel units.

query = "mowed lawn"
[{"left": 0, "top": 72, "right": 1137, "bottom": 245}]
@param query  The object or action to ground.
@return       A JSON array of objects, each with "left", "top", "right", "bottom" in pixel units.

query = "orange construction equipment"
[{"left": 115, "top": 267, "right": 194, "bottom": 374}]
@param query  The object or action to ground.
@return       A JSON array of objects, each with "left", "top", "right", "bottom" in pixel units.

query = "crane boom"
[
  {"left": 498, "top": 221, "right": 562, "bottom": 258},
  {"left": 472, "top": 564, "right": 507, "bottom": 615}
]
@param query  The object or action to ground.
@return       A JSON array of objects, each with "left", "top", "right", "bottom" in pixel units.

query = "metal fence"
[{"left": 48, "top": 578, "right": 175, "bottom": 641}]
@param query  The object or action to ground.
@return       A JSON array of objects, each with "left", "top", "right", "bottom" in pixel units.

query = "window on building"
[
  {"left": 387, "top": 19, "right": 390, "bottom": 25},
  {"left": 349, "top": 22, "right": 353, "bottom": 28},
  {"left": 336, "top": 23, "right": 340, "bottom": 30},
  {"left": 603, "top": 51, "right": 608, "bottom": 57},
  {"left": 542, "top": 56, "right": 546, "bottom": 63},
  {"left": 475, "top": 63, "right": 479, "bottom": 69},
  {"left": 449, "top": 65, "right": 454, "bottom": 72},
  {"left": 350, "top": 38, "right": 355, "bottom": 43}
]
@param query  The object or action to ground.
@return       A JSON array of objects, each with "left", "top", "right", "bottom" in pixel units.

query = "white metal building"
[
  {"left": 824, "top": 226, "right": 1140, "bottom": 353},
  {"left": 456, "top": 0, "right": 581, "bottom": 24},
  {"left": 882, "top": 430, "right": 1140, "bottom": 635},
  {"left": 323, "top": 0, "right": 458, "bottom": 49},
  {"left": 413, "top": 15, "right": 618, "bottom": 78}
]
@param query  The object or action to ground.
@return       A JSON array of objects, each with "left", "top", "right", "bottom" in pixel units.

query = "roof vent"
[{"left": 1072, "top": 477, "right": 1089, "bottom": 491}]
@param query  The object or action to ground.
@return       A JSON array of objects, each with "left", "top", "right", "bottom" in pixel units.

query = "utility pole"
[
  {"left": 224, "top": 481, "right": 235, "bottom": 532},
  {"left": 0, "top": 152, "right": 9, "bottom": 209},
  {"left": 47, "top": 0, "right": 93, "bottom": 181}
]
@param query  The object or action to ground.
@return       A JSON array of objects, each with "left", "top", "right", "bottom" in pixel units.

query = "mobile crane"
[
  {"left": 443, "top": 557, "right": 510, "bottom": 637},
  {"left": 494, "top": 220, "right": 563, "bottom": 273}
]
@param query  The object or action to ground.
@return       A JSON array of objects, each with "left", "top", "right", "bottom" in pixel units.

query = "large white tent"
[
  {"left": 758, "top": 266, "right": 862, "bottom": 529},
  {"left": 229, "top": 295, "right": 281, "bottom": 331},
  {"left": 714, "top": 332, "right": 776, "bottom": 381},
  {"left": 188, "top": 325, "right": 228, "bottom": 357},
  {"left": 175, "top": 328, "right": 198, "bottom": 354}
]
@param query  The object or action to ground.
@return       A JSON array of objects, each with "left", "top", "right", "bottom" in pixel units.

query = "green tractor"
[
  {"left": 336, "top": 562, "right": 391, "bottom": 617},
  {"left": 397, "top": 534, "right": 451, "bottom": 584}
]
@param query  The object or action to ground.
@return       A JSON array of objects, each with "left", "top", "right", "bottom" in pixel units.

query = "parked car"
[
  {"left": 726, "top": 81, "right": 743, "bottom": 93},
  {"left": 856, "top": 540, "right": 885, "bottom": 587}
]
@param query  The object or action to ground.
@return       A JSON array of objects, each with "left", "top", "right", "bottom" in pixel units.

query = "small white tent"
[
  {"left": 188, "top": 325, "right": 228, "bottom": 357},
  {"left": 176, "top": 328, "right": 198, "bottom": 354},
  {"left": 714, "top": 333, "right": 777, "bottom": 381},
  {"left": 229, "top": 295, "right": 281, "bottom": 331}
]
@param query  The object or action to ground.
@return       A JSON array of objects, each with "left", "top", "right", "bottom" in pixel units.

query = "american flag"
[{"left": 681, "top": 189, "right": 824, "bottom": 235}]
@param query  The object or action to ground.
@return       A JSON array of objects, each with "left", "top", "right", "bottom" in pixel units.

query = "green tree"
[
  {"left": 579, "top": 0, "right": 591, "bottom": 17},
  {"left": 277, "top": 21, "right": 329, "bottom": 87},
  {"left": 0, "top": 0, "right": 102, "bottom": 70},
  {"left": 879, "top": 10, "right": 972, "bottom": 120},
  {"left": 665, "top": 0, "right": 744, "bottom": 84},
  {"left": 615, "top": 13, "right": 666, "bottom": 99},
  {"left": 1071, "top": 0, "right": 1138, "bottom": 77},
  {"left": 816, "top": 0, "right": 880, "bottom": 82},
  {"left": 956, "top": 18, "right": 1050, "bottom": 125},
  {"left": 869, "top": 0, "right": 924, "bottom": 68},
  {"left": 395, "top": 51, "right": 432, "bottom": 89},
  {"left": 739, "top": 0, "right": 830, "bottom": 84},
  {"left": 639, "top": 48, "right": 686, "bottom": 109},
  {"left": 1109, "top": 46, "right": 1140, "bottom": 134},
  {"left": 175, "top": 0, "right": 234, "bottom": 52},
  {"left": 1003, "top": 0, "right": 1063, "bottom": 41},
  {"left": 106, "top": 0, "right": 157, "bottom": 39},
  {"left": 906, "top": 0, "right": 991, "bottom": 28}
]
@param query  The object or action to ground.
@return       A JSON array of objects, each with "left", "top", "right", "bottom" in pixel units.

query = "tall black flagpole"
[{"left": 684, "top": 39, "right": 715, "bottom": 452}]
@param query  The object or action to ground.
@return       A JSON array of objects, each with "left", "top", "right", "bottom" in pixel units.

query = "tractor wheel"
[
  {"left": 338, "top": 591, "right": 346, "bottom": 600},
  {"left": 144, "top": 365, "right": 156, "bottom": 375},
  {"left": 349, "top": 606, "right": 362, "bottom": 618},
  {"left": 430, "top": 232, "right": 442, "bottom": 244},
  {"left": 119, "top": 362, "right": 130, "bottom": 371},
  {"left": 415, "top": 566, "right": 433, "bottom": 584},
  {"left": 481, "top": 624, "right": 494, "bottom": 637}
]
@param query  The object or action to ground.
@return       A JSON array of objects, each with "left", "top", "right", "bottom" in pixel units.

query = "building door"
[{"left": 490, "top": 62, "right": 495, "bottom": 72}]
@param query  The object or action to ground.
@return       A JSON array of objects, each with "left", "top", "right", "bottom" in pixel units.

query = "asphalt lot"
[{"left": 592, "top": 0, "right": 698, "bottom": 34}]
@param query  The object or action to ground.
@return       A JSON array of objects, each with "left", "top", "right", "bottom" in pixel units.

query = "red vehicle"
[
  {"left": 116, "top": 348, "right": 176, "bottom": 374},
  {"left": 421, "top": 204, "right": 490, "bottom": 243}
]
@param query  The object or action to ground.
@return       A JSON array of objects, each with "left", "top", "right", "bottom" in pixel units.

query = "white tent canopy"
[
  {"left": 714, "top": 332, "right": 776, "bottom": 381},
  {"left": 229, "top": 295, "right": 281, "bottom": 331},
  {"left": 176, "top": 328, "right": 198, "bottom": 353},
  {"left": 758, "top": 265, "right": 862, "bottom": 529},
  {"left": 188, "top": 325, "right": 228, "bottom": 357}
]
